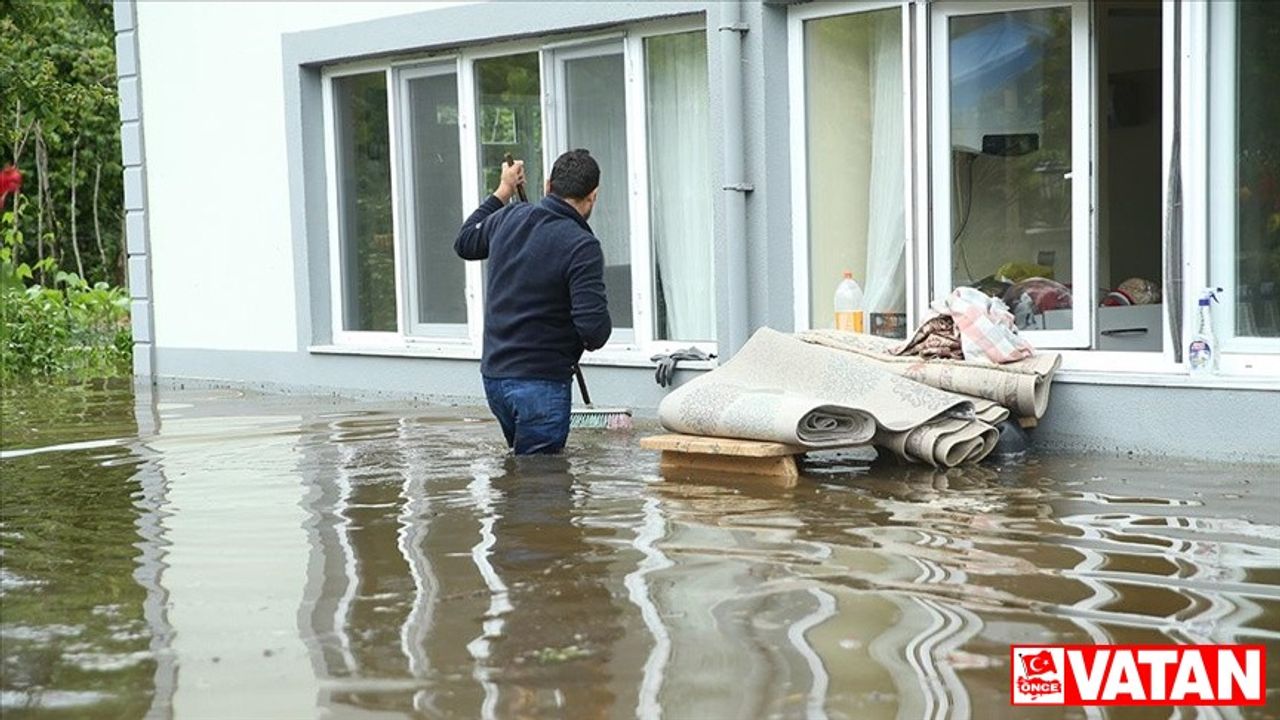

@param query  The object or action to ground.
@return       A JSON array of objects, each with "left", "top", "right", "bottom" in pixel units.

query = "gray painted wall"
[
  {"left": 124, "top": 0, "right": 1280, "bottom": 463},
  {"left": 1034, "top": 383, "right": 1280, "bottom": 463}
]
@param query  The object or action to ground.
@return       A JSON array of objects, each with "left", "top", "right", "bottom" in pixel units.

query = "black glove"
[{"left": 650, "top": 347, "right": 715, "bottom": 388}]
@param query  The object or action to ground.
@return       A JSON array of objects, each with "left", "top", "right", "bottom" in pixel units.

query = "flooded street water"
[{"left": 2, "top": 382, "right": 1277, "bottom": 719}]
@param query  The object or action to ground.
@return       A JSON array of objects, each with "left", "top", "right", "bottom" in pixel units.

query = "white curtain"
[
  {"left": 804, "top": 9, "right": 906, "bottom": 326},
  {"left": 862, "top": 11, "right": 907, "bottom": 313},
  {"left": 647, "top": 32, "right": 715, "bottom": 341}
]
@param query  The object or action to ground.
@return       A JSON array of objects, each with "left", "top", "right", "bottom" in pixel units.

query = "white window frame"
[
  {"left": 929, "top": 0, "right": 1093, "bottom": 350},
  {"left": 630, "top": 17, "right": 719, "bottom": 359},
  {"left": 787, "top": 0, "right": 919, "bottom": 335},
  {"left": 1062, "top": 0, "right": 1277, "bottom": 382},
  {"left": 395, "top": 60, "right": 471, "bottom": 343},
  {"left": 322, "top": 61, "right": 407, "bottom": 348},
  {"left": 564, "top": 17, "right": 717, "bottom": 360},
  {"left": 316, "top": 20, "right": 717, "bottom": 365},
  {"left": 1054, "top": 0, "right": 1184, "bottom": 376},
  {"left": 1204, "top": 0, "right": 1280, "bottom": 377}
]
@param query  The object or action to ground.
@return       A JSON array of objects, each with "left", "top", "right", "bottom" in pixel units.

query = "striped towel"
[{"left": 936, "top": 287, "right": 1034, "bottom": 364}]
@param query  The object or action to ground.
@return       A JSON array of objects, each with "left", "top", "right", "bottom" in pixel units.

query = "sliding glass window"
[
  {"left": 646, "top": 31, "right": 715, "bottom": 342},
  {"left": 801, "top": 7, "right": 907, "bottom": 337},
  {"left": 332, "top": 71, "right": 396, "bottom": 334},
  {"left": 400, "top": 67, "right": 467, "bottom": 337},
  {"left": 1211, "top": 0, "right": 1280, "bottom": 350},
  {"left": 322, "top": 22, "right": 716, "bottom": 354},
  {"left": 931, "top": 2, "right": 1091, "bottom": 348},
  {"left": 550, "top": 44, "right": 632, "bottom": 338}
]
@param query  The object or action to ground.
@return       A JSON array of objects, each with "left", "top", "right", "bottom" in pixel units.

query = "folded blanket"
[
  {"left": 657, "top": 328, "right": 998, "bottom": 466},
  {"left": 797, "top": 330, "right": 1061, "bottom": 418}
]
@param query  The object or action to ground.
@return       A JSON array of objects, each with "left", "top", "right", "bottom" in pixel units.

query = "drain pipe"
[{"left": 719, "top": 0, "right": 752, "bottom": 356}]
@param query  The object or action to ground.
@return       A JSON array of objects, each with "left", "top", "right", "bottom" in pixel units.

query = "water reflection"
[
  {"left": 2, "top": 386, "right": 1277, "bottom": 719},
  {"left": 147, "top": 396, "right": 318, "bottom": 717},
  {"left": 0, "top": 381, "right": 159, "bottom": 716},
  {"left": 300, "top": 420, "right": 634, "bottom": 718},
  {"left": 481, "top": 457, "right": 626, "bottom": 717}
]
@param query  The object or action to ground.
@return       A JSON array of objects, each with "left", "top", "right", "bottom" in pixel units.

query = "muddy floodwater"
[{"left": 1, "top": 382, "right": 1277, "bottom": 719}]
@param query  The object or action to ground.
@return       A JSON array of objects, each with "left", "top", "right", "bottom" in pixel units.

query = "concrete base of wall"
[
  {"left": 1033, "top": 382, "right": 1279, "bottom": 463},
  {"left": 152, "top": 347, "right": 698, "bottom": 416},
  {"left": 152, "top": 347, "right": 1280, "bottom": 464}
]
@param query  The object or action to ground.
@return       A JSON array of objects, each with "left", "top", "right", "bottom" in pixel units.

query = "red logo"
[
  {"left": 1010, "top": 645, "right": 1267, "bottom": 706},
  {"left": 1013, "top": 647, "right": 1065, "bottom": 703},
  {"left": 1021, "top": 650, "right": 1057, "bottom": 678}
]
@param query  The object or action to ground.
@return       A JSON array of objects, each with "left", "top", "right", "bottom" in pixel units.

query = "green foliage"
[
  {"left": 476, "top": 53, "right": 544, "bottom": 203},
  {"left": 1, "top": 0, "right": 124, "bottom": 285},
  {"left": 334, "top": 73, "right": 397, "bottom": 332},
  {"left": 2, "top": 199, "right": 131, "bottom": 381}
]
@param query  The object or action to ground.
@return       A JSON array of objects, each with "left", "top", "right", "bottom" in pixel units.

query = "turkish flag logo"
[{"left": 1021, "top": 650, "right": 1057, "bottom": 678}]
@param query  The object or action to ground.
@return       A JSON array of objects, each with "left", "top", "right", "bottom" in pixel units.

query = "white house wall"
[{"left": 133, "top": 2, "right": 463, "bottom": 352}]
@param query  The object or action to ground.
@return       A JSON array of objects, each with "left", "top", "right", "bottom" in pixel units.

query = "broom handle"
[
  {"left": 574, "top": 365, "right": 592, "bottom": 406},
  {"left": 503, "top": 152, "right": 527, "bottom": 203}
]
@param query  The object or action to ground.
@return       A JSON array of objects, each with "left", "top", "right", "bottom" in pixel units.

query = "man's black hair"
[{"left": 547, "top": 149, "right": 600, "bottom": 200}]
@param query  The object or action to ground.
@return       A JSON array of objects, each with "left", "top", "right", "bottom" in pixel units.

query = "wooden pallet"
[{"left": 639, "top": 433, "right": 808, "bottom": 485}]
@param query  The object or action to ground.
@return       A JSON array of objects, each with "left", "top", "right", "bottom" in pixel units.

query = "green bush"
[{"left": 2, "top": 197, "right": 131, "bottom": 382}]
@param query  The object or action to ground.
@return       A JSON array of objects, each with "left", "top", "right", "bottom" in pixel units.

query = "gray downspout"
[{"left": 719, "top": 1, "right": 752, "bottom": 356}]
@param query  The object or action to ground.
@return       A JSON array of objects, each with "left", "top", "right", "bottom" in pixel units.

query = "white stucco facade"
[{"left": 134, "top": 2, "right": 462, "bottom": 352}]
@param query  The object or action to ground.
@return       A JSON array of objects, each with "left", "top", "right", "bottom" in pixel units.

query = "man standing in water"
[{"left": 454, "top": 149, "right": 611, "bottom": 455}]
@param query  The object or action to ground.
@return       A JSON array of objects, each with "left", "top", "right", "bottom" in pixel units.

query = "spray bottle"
[{"left": 1188, "top": 287, "right": 1222, "bottom": 376}]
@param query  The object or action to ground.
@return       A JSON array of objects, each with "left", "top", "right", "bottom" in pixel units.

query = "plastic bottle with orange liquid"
[{"left": 834, "top": 270, "right": 865, "bottom": 333}]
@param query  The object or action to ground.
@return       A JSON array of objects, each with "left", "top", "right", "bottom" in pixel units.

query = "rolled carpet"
[
  {"left": 796, "top": 330, "right": 1062, "bottom": 418},
  {"left": 657, "top": 328, "right": 998, "bottom": 466}
]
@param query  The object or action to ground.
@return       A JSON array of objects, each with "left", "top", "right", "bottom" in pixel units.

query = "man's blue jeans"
[{"left": 482, "top": 377, "right": 572, "bottom": 455}]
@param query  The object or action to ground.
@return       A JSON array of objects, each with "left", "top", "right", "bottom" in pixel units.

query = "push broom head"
[{"left": 570, "top": 408, "right": 633, "bottom": 430}]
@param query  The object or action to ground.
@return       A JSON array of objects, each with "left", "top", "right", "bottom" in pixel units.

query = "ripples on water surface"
[{"left": 1, "top": 383, "right": 1277, "bottom": 719}]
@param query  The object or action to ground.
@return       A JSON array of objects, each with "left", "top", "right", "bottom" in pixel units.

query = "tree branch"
[
  {"left": 93, "top": 161, "right": 106, "bottom": 278},
  {"left": 69, "top": 137, "right": 84, "bottom": 279}
]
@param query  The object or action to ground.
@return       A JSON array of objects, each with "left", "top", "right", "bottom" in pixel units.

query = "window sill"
[
  {"left": 1055, "top": 368, "right": 1280, "bottom": 392},
  {"left": 309, "top": 343, "right": 481, "bottom": 361},
  {"left": 581, "top": 349, "right": 718, "bottom": 371},
  {"left": 307, "top": 343, "right": 719, "bottom": 371}
]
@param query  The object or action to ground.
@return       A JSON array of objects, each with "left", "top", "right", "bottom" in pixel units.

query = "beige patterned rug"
[
  {"left": 797, "top": 329, "right": 1062, "bottom": 418},
  {"left": 657, "top": 328, "right": 999, "bottom": 467}
]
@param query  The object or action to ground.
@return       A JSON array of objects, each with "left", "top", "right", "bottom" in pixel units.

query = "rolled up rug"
[
  {"left": 796, "top": 330, "right": 1061, "bottom": 419},
  {"left": 657, "top": 328, "right": 999, "bottom": 466}
]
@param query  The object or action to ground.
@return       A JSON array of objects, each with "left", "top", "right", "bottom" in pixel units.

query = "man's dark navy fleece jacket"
[{"left": 454, "top": 193, "right": 612, "bottom": 380}]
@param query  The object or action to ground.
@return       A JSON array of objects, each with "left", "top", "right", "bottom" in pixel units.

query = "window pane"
[
  {"left": 646, "top": 32, "right": 715, "bottom": 341},
  {"left": 333, "top": 72, "right": 396, "bottom": 332},
  {"left": 565, "top": 53, "right": 631, "bottom": 331},
  {"left": 804, "top": 8, "right": 907, "bottom": 337},
  {"left": 1233, "top": 1, "right": 1280, "bottom": 337},
  {"left": 1095, "top": 4, "right": 1164, "bottom": 352},
  {"left": 406, "top": 73, "right": 466, "bottom": 327},
  {"left": 949, "top": 8, "right": 1073, "bottom": 331},
  {"left": 475, "top": 53, "right": 543, "bottom": 203}
]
